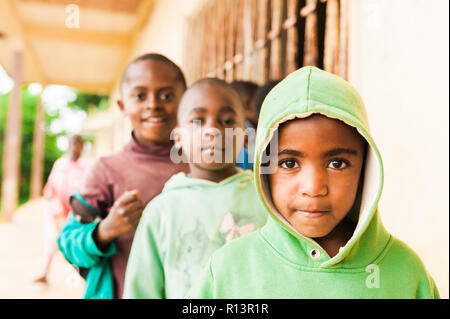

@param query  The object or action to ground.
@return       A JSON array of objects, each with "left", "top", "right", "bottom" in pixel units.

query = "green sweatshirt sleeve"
[
  {"left": 185, "top": 258, "right": 215, "bottom": 299},
  {"left": 123, "top": 202, "right": 165, "bottom": 299},
  {"left": 416, "top": 274, "right": 440, "bottom": 299},
  {"left": 57, "top": 213, "right": 117, "bottom": 268}
]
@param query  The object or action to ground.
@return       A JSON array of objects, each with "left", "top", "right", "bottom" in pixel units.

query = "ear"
[
  {"left": 172, "top": 126, "right": 182, "bottom": 149},
  {"left": 117, "top": 99, "right": 125, "bottom": 113}
]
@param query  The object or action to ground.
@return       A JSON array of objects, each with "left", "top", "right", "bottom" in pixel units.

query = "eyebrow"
[
  {"left": 277, "top": 148, "right": 358, "bottom": 157},
  {"left": 323, "top": 148, "right": 359, "bottom": 157},
  {"left": 189, "top": 107, "right": 207, "bottom": 114},
  {"left": 189, "top": 106, "right": 237, "bottom": 114},
  {"left": 278, "top": 149, "right": 304, "bottom": 157},
  {"left": 130, "top": 85, "right": 174, "bottom": 92},
  {"left": 219, "top": 106, "right": 237, "bottom": 114}
]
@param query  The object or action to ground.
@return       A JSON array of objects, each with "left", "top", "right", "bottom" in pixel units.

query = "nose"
[
  {"left": 145, "top": 93, "right": 160, "bottom": 110},
  {"left": 203, "top": 127, "right": 221, "bottom": 140},
  {"left": 202, "top": 119, "right": 222, "bottom": 140},
  {"left": 298, "top": 166, "right": 328, "bottom": 197}
]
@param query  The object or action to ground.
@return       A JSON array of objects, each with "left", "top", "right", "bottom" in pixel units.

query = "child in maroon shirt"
[{"left": 58, "top": 53, "right": 189, "bottom": 299}]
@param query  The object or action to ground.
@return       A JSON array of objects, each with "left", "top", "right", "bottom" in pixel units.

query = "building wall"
[
  {"left": 348, "top": 0, "right": 449, "bottom": 298},
  {"left": 108, "top": 0, "right": 206, "bottom": 150},
  {"left": 103, "top": 0, "right": 448, "bottom": 298}
]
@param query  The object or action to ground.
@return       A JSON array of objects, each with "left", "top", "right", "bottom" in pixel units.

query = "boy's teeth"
[{"left": 147, "top": 117, "right": 164, "bottom": 123}]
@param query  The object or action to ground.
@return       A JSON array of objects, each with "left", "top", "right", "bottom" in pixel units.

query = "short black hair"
[
  {"left": 69, "top": 134, "right": 84, "bottom": 144},
  {"left": 178, "top": 78, "right": 245, "bottom": 123},
  {"left": 230, "top": 80, "right": 259, "bottom": 99},
  {"left": 120, "top": 53, "right": 186, "bottom": 93},
  {"left": 252, "top": 80, "right": 281, "bottom": 119}
]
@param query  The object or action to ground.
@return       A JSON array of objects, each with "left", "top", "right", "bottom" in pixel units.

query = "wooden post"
[
  {"left": 303, "top": 0, "right": 318, "bottom": 66},
  {"left": 225, "top": 0, "right": 236, "bottom": 82},
  {"left": 1, "top": 50, "right": 23, "bottom": 222},
  {"left": 242, "top": 0, "right": 255, "bottom": 80},
  {"left": 339, "top": 0, "right": 349, "bottom": 80},
  {"left": 30, "top": 89, "right": 45, "bottom": 200},
  {"left": 324, "top": 0, "right": 340, "bottom": 75},
  {"left": 256, "top": 0, "right": 270, "bottom": 83},
  {"left": 234, "top": 0, "right": 244, "bottom": 79},
  {"left": 269, "top": 0, "right": 284, "bottom": 79},
  {"left": 285, "top": 0, "right": 300, "bottom": 74},
  {"left": 216, "top": 0, "right": 226, "bottom": 80},
  {"left": 250, "top": 0, "right": 259, "bottom": 82}
]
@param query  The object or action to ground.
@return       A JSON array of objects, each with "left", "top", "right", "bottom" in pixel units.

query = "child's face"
[
  {"left": 118, "top": 60, "right": 185, "bottom": 146},
  {"left": 69, "top": 136, "right": 84, "bottom": 160},
  {"left": 268, "top": 115, "right": 365, "bottom": 239},
  {"left": 177, "top": 84, "right": 246, "bottom": 171}
]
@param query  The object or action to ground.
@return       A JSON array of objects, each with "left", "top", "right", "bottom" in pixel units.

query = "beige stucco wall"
[
  {"left": 107, "top": 0, "right": 206, "bottom": 150},
  {"left": 348, "top": 0, "right": 449, "bottom": 298},
  {"left": 102, "top": 0, "right": 449, "bottom": 298}
]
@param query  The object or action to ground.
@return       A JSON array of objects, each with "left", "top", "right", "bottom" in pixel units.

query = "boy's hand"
[{"left": 94, "top": 190, "right": 143, "bottom": 251}]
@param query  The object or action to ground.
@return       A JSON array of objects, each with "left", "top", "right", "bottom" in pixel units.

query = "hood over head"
[{"left": 254, "top": 66, "right": 389, "bottom": 268}]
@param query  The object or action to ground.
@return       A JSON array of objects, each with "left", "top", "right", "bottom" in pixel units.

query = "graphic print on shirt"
[
  {"left": 219, "top": 212, "right": 255, "bottom": 243},
  {"left": 174, "top": 219, "right": 224, "bottom": 292},
  {"left": 174, "top": 213, "right": 256, "bottom": 292}
]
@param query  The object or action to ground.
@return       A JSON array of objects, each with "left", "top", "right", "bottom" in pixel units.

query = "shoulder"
[
  {"left": 381, "top": 235, "right": 434, "bottom": 286},
  {"left": 385, "top": 236, "right": 428, "bottom": 270},
  {"left": 52, "top": 156, "right": 70, "bottom": 169},
  {"left": 141, "top": 177, "right": 190, "bottom": 222},
  {"left": 84, "top": 148, "right": 126, "bottom": 180},
  {"left": 384, "top": 236, "right": 439, "bottom": 298}
]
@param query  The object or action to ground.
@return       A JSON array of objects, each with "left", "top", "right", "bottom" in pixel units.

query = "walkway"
[{"left": 0, "top": 198, "right": 84, "bottom": 298}]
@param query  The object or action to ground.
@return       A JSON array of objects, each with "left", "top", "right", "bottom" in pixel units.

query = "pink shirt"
[{"left": 43, "top": 156, "right": 91, "bottom": 217}]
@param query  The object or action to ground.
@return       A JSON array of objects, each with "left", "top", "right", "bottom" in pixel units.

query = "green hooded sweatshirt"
[
  {"left": 186, "top": 66, "right": 440, "bottom": 299},
  {"left": 123, "top": 169, "right": 267, "bottom": 298}
]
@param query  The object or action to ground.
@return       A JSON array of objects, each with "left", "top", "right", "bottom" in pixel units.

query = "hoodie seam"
[
  {"left": 258, "top": 229, "right": 393, "bottom": 273},
  {"left": 306, "top": 67, "right": 313, "bottom": 112}
]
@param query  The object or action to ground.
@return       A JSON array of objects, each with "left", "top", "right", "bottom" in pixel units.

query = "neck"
[
  {"left": 70, "top": 154, "right": 80, "bottom": 162},
  {"left": 314, "top": 217, "right": 356, "bottom": 258},
  {"left": 133, "top": 132, "right": 171, "bottom": 148},
  {"left": 189, "top": 164, "right": 237, "bottom": 183}
]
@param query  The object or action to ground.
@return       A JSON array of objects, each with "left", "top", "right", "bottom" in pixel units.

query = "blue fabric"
[
  {"left": 236, "top": 147, "right": 250, "bottom": 170},
  {"left": 58, "top": 212, "right": 117, "bottom": 299}
]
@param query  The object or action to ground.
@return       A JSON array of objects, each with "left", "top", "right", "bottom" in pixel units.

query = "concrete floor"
[{"left": 0, "top": 198, "right": 85, "bottom": 299}]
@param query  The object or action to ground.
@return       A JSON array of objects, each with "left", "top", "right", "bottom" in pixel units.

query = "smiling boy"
[
  {"left": 123, "top": 78, "right": 266, "bottom": 299},
  {"left": 58, "top": 53, "right": 189, "bottom": 299},
  {"left": 187, "top": 66, "right": 439, "bottom": 299}
]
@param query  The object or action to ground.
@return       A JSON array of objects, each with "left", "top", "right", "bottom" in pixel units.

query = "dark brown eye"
[
  {"left": 328, "top": 159, "right": 349, "bottom": 169},
  {"left": 159, "top": 92, "right": 174, "bottom": 102},
  {"left": 136, "top": 92, "right": 146, "bottom": 100},
  {"left": 280, "top": 159, "right": 299, "bottom": 169},
  {"left": 222, "top": 118, "right": 235, "bottom": 126}
]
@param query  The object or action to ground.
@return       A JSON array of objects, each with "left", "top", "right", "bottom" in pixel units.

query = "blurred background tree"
[{"left": 0, "top": 86, "right": 108, "bottom": 209}]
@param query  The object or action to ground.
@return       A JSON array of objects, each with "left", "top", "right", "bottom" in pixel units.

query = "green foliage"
[
  {"left": 0, "top": 86, "right": 108, "bottom": 212},
  {"left": 68, "top": 92, "right": 109, "bottom": 113}
]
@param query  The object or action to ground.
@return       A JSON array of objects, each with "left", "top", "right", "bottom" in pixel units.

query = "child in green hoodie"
[
  {"left": 123, "top": 78, "right": 267, "bottom": 298},
  {"left": 187, "top": 66, "right": 440, "bottom": 299}
]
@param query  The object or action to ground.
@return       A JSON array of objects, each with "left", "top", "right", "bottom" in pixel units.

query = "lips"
[
  {"left": 296, "top": 210, "right": 330, "bottom": 217},
  {"left": 141, "top": 116, "right": 167, "bottom": 124},
  {"left": 201, "top": 145, "right": 225, "bottom": 152},
  {"left": 293, "top": 205, "right": 331, "bottom": 218}
]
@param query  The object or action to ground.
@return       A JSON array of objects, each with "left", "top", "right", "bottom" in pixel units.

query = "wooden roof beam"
[
  {"left": 18, "top": 0, "right": 143, "bottom": 14},
  {"left": 24, "top": 23, "right": 132, "bottom": 47},
  {"left": 0, "top": 0, "right": 46, "bottom": 84}
]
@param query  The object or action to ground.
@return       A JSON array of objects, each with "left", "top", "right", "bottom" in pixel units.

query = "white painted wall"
[{"left": 348, "top": 0, "right": 449, "bottom": 298}]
